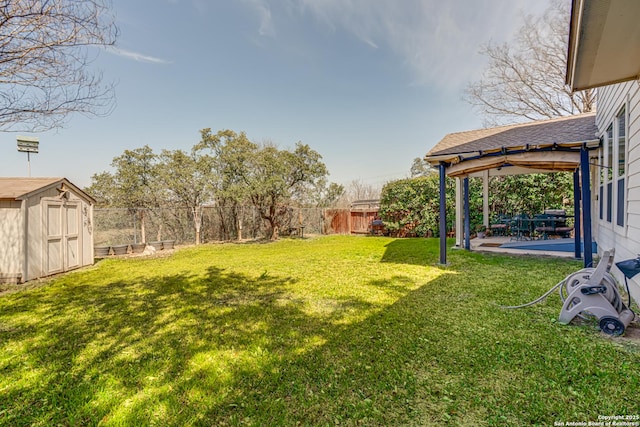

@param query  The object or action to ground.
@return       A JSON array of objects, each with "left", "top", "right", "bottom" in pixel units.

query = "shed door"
[
  {"left": 65, "top": 204, "right": 79, "bottom": 269},
  {"left": 45, "top": 201, "right": 80, "bottom": 275}
]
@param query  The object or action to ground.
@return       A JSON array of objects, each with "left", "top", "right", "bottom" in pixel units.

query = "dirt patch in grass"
[
  {"left": 0, "top": 279, "right": 51, "bottom": 297},
  {"left": 620, "top": 321, "right": 640, "bottom": 344}
]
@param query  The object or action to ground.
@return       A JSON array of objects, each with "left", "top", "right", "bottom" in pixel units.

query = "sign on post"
[
  {"left": 17, "top": 136, "right": 39, "bottom": 177},
  {"left": 17, "top": 136, "right": 39, "bottom": 153}
]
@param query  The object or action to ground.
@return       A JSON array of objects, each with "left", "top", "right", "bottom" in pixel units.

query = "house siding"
[{"left": 596, "top": 82, "right": 640, "bottom": 303}]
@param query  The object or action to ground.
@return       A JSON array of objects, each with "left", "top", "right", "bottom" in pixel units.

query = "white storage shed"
[{"left": 0, "top": 177, "right": 95, "bottom": 283}]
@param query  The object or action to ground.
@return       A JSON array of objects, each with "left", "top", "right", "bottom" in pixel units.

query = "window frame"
[
  {"left": 614, "top": 105, "right": 627, "bottom": 230},
  {"left": 598, "top": 138, "right": 604, "bottom": 221},
  {"left": 605, "top": 124, "right": 613, "bottom": 223}
]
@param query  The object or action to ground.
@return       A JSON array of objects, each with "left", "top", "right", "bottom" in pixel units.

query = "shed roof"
[{"left": 0, "top": 177, "right": 95, "bottom": 203}]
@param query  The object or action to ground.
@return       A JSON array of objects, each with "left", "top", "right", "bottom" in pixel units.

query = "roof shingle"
[{"left": 426, "top": 113, "right": 598, "bottom": 158}]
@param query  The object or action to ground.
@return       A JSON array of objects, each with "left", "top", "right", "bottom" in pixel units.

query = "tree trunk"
[
  {"left": 237, "top": 206, "right": 243, "bottom": 241},
  {"left": 140, "top": 209, "right": 147, "bottom": 243},
  {"left": 193, "top": 206, "right": 202, "bottom": 245},
  {"left": 217, "top": 206, "right": 228, "bottom": 241}
]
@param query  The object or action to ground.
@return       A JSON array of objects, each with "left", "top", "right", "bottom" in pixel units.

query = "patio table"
[{"left": 533, "top": 215, "right": 573, "bottom": 240}]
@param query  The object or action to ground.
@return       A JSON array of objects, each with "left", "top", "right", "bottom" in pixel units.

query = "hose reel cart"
[{"left": 506, "top": 249, "right": 638, "bottom": 336}]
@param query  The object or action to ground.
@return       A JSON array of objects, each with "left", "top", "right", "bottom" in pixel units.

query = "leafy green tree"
[
  {"left": 85, "top": 171, "right": 117, "bottom": 207},
  {"left": 314, "top": 181, "right": 345, "bottom": 208},
  {"left": 488, "top": 173, "right": 574, "bottom": 219},
  {"left": 410, "top": 157, "right": 434, "bottom": 178},
  {"left": 86, "top": 145, "right": 160, "bottom": 242},
  {"left": 87, "top": 129, "right": 334, "bottom": 242},
  {"left": 246, "top": 142, "right": 328, "bottom": 239},
  {"left": 378, "top": 172, "right": 574, "bottom": 239},
  {"left": 158, "top": 148, "right": 214, "bottom": 244},
  {"left": 197, "top": 129, "right": 258, "bottom": 240},
  {"left": 379, "top": 175, "right": 455, "bottom": 237},
  {"left": 197, "top": 129, "right": 332, "bottom": 240}
]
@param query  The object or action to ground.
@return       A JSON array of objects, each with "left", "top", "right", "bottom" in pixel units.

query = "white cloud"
[
  {"left": 265, "top": 0, "right": 551, "bottom": 90},
  {"left": 105, "top": 47, "right": 172, "bottom": 65},
  {"left": 242, "top": 0, "right": 276, "bottom": 37}
]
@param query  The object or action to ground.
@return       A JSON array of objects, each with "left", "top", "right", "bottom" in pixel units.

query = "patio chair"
[
  {"left": 510, "top": 214, "right": 531, "bottom": 240},
  {"left": 490, "top": 214, "right": 509, "bottom": 236},
  {"left": 533, "top": 214, "right": 554, "bottom": 240}
]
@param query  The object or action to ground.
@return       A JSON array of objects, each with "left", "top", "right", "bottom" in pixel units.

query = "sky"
[{"left": 2, "top": 0, "right": 552, "bottom": 189}]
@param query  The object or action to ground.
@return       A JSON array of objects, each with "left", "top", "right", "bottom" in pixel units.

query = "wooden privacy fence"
[
  {"left": 350, "top": 209, "right": 379, "bottom": 234},
  {"left": 323, "top": 201, "right": 382, "bottom": 235},
  {"left": 324, "top": 209, "right": 350, "bottom": 234}
]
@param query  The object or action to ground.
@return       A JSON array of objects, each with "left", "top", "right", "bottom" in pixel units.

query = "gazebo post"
[
  {"left": 482, "top": 170, "right": 490, "bottom": 228},
  {"left": 580, "top": 146, "right": 593, "bottom": 267},
  {"left": 439, "top": 162, "right": 447, "bottom": 265},
  {"left": 573, "top": 169, "right": 582, "bottom": 259},
  {"left": 455, "top": 178, "right": 463, "bottom": 247},
  {"left": 463, "top": 177, "right": 470, "bottom": 250}
]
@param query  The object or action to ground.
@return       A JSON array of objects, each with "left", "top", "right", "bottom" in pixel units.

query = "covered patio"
[
  {"left": 468, "top": 234, "right": 597, "bottom": 259},
  {"left": 424, "top": 113, "right": 599, "bottom": 267}
]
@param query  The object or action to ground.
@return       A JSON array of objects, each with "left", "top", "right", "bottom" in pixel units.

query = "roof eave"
[
  {"left": 0, "top": 178, "right": 96, "bottom": 204},
  {"left": 566, "top": 0, "right": 640, "bottom": 92},
  {"left": 425, "top": 139, "right": 599, "bottom": 166},
  {"left": 565, "top": 0, "right": 583, "bottom": 90}
]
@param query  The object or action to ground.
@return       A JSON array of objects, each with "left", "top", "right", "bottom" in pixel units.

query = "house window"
[
  {"left": 606, "top": 124, "right": 613, "bottom": 223},
  {"left": 598, "top": 139, "right": 604, "bottom": 220},
  {"left": 616, "top": 106, "right": 626, "bottom": 227}
]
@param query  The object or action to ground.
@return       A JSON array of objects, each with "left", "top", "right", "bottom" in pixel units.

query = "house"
[
  {"left": 424, "top": 0, "right": 640, "bottom": 306},
  {"left": 566, "top": 0, "right": 640, "bottom": 304},
  {"left": 0, "top": 177, "right": 95, "bottom": 283}
]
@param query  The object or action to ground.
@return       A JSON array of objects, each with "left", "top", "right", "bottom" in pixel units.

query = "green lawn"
[{"left": 1, "top": 236, "right": 638, "bottom": 426}]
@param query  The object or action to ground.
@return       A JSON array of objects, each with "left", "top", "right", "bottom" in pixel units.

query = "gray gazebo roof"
[{"left": 424, "top": 113, "right": 598, "bottom": 178}]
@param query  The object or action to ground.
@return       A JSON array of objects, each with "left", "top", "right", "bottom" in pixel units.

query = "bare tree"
[
  {"left": 0, "top": 0, "right": 118, "bottom": 132},
  {"left": 332, "top": 179, "right": 381, "bottom": 207},
  {"left": 464, "top": 0, "right": 594, "bottom": 126}
]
